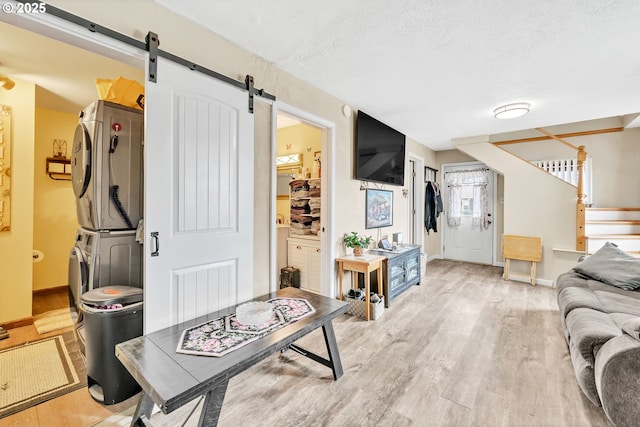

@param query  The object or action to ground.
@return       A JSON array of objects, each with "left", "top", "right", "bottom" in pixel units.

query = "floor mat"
[
  {"left": 33, "top": 308, "right": 74, "bottom": 334},
  {"left": 0, "top": 331, "right": 86, "bottom": 418}
]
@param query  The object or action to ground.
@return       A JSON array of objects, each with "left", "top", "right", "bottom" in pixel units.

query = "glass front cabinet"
[{"left": 371, "top": 245, "right": 421, "bottom": 307}]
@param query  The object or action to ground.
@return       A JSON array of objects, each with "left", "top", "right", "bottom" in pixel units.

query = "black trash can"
[
  {"left": 280, "top": 266, "right": 300, "bottom": 288},
  {"left": 81, "top": 285, "right": 143, "bottom": 405}
]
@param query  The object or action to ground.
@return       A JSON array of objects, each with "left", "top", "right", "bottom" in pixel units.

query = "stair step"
[
  {"left": 586, "top": 234, "right": 640, "bottom": 239},
  {"left": 586, "top": 220, "right": 640, "bottom": 225},
  {"left": 585, "top": 208, "right": 640, "bottom": 221},
  {"left": 586, "top": 236, "right": 640, "bottom": 255},
  {"left": 587, "top": 207, "right": 640, "bottom": 211},
  {"left": 586, "top": 250, "right": 640, "bottom": 258}
]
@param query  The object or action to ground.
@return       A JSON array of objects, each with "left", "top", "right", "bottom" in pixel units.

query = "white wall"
[
  {"left": 502, "top": 126, "right": 640, "bottom": 207},
  {"left": 453, "top": 136, "right": 576, "bottom": 282}
]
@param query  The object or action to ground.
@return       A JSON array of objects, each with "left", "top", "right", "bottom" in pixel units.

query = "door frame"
[
  {"left": 1, "top": 11, "right": 146, "bottom": 68},
  {"left": 407, "top": 153, "right": 425, "bottom": 247},
  {"left": 270, "top": 102, "right": 336, "bottom": 297},
  {"left": 441, "top": 161, "right": 498, "bottom": 265},
  {"left": 2, "top": 6, "right": 146, "bottom": 319}
]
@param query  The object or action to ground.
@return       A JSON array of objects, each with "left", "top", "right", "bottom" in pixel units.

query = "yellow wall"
[
  {"left": 276, "top": 123, "right": 322, "bottom": 178},
  {"left": 0, "top": 79, "right": 36, "bottom": 323},
  {"left": 33, "top": 108, "right": 79, "bottom": 291}
]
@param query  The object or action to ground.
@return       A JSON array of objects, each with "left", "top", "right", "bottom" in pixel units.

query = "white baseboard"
[
  {"left": 505, "top": 275, "right": 555, "bottom": 288},
  {"left": 426, "top": 256, "right": 554, "bottom": 287}
]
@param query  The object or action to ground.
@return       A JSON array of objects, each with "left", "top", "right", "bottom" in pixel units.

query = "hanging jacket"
[
  {"left": 425, "top": 181, "right": 438, "bottom": 233},
  {"left": 433, "top": 181, "right": 443, "bottom": 218}
]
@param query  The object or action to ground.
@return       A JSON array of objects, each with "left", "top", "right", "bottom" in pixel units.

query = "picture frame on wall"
[{"left": 365, "top": 188, "right": 393, "bottom": 229}]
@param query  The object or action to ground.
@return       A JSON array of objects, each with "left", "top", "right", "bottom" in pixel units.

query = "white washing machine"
[
  {"left": 71, "top": 100, "right": 143, "bottom": 231},
  {"left": 68, "top": 227, "right": 143, "bottom": 315}
]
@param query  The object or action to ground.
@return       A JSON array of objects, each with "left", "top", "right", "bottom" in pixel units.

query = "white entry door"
[
  {"left": 442, "top": 164, "right": 494, "bottom": 264},
  {"left": 144, "top": 56, "right": 254, "bottom": 334}
]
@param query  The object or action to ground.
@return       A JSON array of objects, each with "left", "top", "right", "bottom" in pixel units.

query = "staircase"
[{"left": 585, "top": 207, "right": 640, "bottom": 257}]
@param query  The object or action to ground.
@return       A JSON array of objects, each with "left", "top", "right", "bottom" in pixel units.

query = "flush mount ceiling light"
[
  {"left": 493, "top": 102, "right": 530, "bottom": 119},
  {"left": 0, "top": 76, "right": 15, "bottom": 90}
]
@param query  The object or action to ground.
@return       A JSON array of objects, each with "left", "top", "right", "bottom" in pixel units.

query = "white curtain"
[{"left": 446, "top": 169, "right": 490, "bottom": 228}]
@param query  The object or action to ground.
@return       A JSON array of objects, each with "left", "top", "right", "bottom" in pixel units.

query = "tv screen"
[{"left": 355, "top": 111, "right": 406, "bottom": 186}]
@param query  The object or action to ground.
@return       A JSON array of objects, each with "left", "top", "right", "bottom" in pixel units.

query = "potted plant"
[{"left": 343, "top": 232, "right": 373, "bottom": 256}]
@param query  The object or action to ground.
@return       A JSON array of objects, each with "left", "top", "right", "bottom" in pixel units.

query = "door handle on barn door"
[{"left": 151, "top": 232, "right": 160, "bottom": 257}]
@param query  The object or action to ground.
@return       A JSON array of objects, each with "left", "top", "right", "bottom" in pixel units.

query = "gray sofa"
[{"left": 557, "top": 243, "right": 640, "bottom": 427}]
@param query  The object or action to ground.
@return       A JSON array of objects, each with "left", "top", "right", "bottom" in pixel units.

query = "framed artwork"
[{"left": 366, "top": 189, "right": 393, "bottom": 229}]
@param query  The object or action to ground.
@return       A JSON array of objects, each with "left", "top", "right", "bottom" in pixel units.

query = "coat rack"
[{"left": 425, "top": 166, "right": 438, "bottom": 183}]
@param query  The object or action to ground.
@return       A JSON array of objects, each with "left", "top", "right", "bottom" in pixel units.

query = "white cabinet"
[{"left": 287, "top": 237, "right": 321, "bottom": 293}]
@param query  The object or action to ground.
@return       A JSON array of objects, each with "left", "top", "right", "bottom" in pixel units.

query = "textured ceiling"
[{"left": 153, "top": 0, "right": 640, "bottom": 150}]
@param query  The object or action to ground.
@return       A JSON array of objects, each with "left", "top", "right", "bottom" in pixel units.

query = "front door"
[
  {"left": 442, "top": 163, "right": 494, "bottom": 264},
  {"left": 144, "top": 56, "right": 255, "bottom": 333}
]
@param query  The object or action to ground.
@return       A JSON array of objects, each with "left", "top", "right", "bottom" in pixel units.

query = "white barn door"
[{"left": 144, "top": 57, "right": 254, "bottom": 333}]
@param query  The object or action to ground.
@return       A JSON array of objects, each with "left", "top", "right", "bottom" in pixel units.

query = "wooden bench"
[{"left": 116, "top": 287, "right": 348, "bottom": 426}]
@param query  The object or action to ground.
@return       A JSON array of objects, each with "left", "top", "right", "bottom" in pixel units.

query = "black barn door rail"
[{"left": 17, "top": 0, "right": 276, "bottom": 113}]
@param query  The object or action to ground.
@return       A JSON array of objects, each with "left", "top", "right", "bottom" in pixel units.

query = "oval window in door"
[{"left": 71, "top": 123, "right": 91, "bottom": 198}]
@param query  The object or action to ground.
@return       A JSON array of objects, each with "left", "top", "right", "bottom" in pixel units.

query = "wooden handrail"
[
  {"left": 576, "top": 145, "right": 587, "bottom": 251},
  {"left": 532, "top": 128, "right": 587, "bottom": 251},
  {"left": 493, "top": 127, "right": 623, "bottom": 146},
  {"left": 535, "top": 128, "right": 581, "bottom": 151}
]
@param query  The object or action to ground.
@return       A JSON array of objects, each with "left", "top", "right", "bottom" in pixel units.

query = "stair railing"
[{"left": 535, "top": 128, "right": 587, "bottom": 251}]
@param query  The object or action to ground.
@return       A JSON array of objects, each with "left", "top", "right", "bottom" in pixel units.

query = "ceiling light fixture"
[
  {"left": 0, "top": 77, "right": 15, "bottom": 91},
  {"left": 493, "top": 102, "right": 530, "bottom": 119}
]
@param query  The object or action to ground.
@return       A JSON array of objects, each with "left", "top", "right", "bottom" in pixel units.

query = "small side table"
[{"left": 336, "top": 254, "right": 385, "bottom": 320}]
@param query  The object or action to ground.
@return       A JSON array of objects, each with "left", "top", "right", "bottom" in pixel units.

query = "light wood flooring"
[{"left": 1, "top": 260, "right": 613, "bottom": 426}]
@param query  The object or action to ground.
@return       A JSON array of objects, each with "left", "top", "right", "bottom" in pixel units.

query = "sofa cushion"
[
  {"left": 557, "top": 286, "right": 606, "bottom": 319},
  {"left": 591, "top": 291, "right": 640, "bottom": 317},
  {"left": 565, "top": 308, "right": 621, "bottom": 365},
  {"left": 573, "top": 242, "right": 640, "bottom": 291}
]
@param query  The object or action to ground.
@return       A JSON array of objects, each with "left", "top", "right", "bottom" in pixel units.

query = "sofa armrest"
[{"left": 594, "top": 334, "right": 640, "bottom": 427}]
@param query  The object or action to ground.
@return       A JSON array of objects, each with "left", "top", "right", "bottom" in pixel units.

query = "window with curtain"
[{"left": 446, "top": 169, "right": 490, "bottom": 229}]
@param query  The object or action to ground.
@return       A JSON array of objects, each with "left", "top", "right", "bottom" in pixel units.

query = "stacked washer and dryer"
[{"left": 68, "top": 100, "right": 144, "bottom": 404}]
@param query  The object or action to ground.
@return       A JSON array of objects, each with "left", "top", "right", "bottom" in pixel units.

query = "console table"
[
  {"left": 115, "top": 287, "right": 348, "bottom": 426},
  {"left": 336, "top": 253, "right": 385, "bottom": 321},
  {"left": 370, "top": 245, "right": 421, "bottom": 307}
]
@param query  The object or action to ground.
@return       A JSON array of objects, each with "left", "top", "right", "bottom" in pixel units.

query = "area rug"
[
  {"left": 33, "top": 308, "right": 74, "bottom": 335},
  {"left": 0, "top": 332, "right": 86, "bottom": 418},
  {"left": 177, "top": 297, "right": 315, "bottom": 357}
]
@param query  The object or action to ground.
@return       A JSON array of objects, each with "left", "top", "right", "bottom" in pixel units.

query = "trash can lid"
[{"left": 81, "top": 285, "right": 143, "bottom": 305}]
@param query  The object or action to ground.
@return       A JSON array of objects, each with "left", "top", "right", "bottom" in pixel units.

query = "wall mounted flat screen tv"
[{"left": 355, "top": 111, "right": 406, "bottom": 186}]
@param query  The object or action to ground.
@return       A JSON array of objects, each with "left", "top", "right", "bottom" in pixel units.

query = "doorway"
[
  {"left": 442, "top": 162, "right": 496, "bottom": 264},
  {"left": 0, "top": 17, "right": 145, "bottom": 322},
  {"left": 271, "top": 103, "right": 335, "bottom": 297}
]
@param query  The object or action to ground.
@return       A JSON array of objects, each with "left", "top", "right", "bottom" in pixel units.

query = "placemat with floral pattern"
[{"left": 176, "top": 298, "right": 315, "bottom": 357}]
